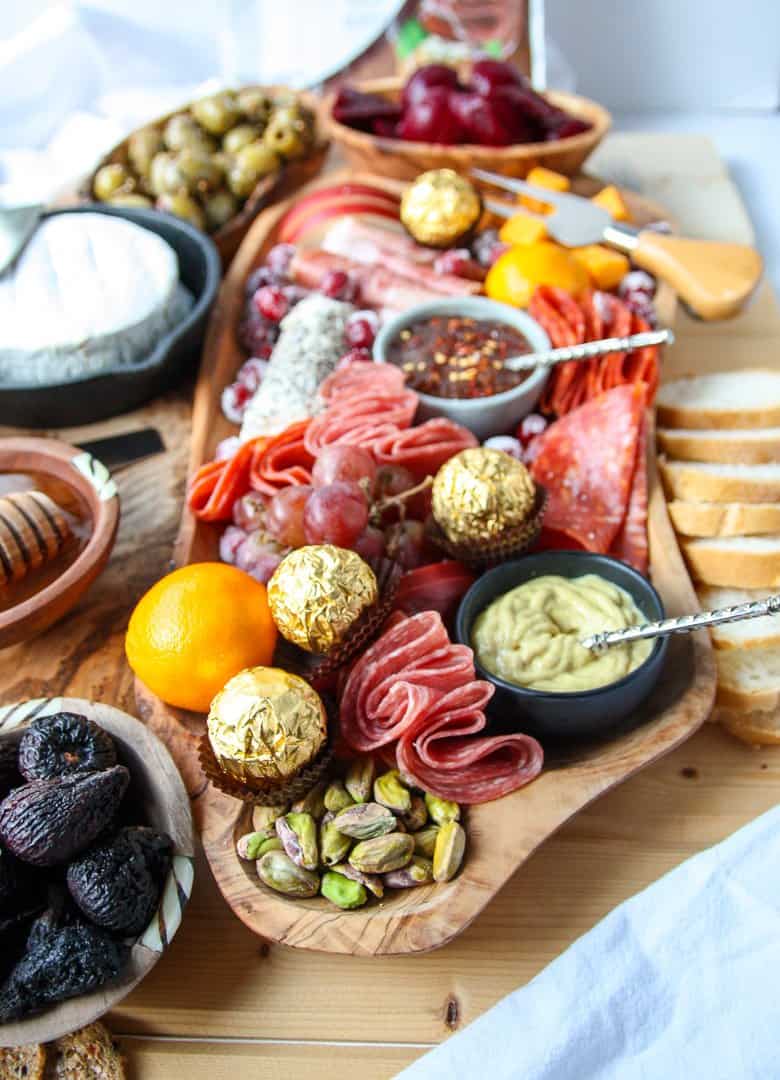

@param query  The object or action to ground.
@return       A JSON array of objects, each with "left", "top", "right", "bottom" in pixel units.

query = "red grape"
[
  {"left": 312, "top": 445, "right": 377, "bottom": 491},
  {"left": 354, "top": 525, "right": 386, "bottom": 561},
  {"left": 345, "top": 311, "right": 378, "bottom": 349},
  {"left": 303, "top": 481, "right": 369, "bottom": 547},
  {"left": 319, "top": 269, "right": 359, "bottom": 302},
  {"left": 235, "top": 531, "right": 286, "bottom": 583},
  {"left": 267, "top": 484, "right": 312, "bottom": 548},
  {"left": 255, "top": 285, "right": 290, "bottom": 323},
  {"left": 232, "top": 492, "right": 267, "bottom": 531},
  {"left": 385, "top": 520, "right": 426, "bottom": 570},
  {"left": 219, "top": 525, "right": 247, "bottom": 564},
  {"left": 374, "top": 464, "right": 415, "bottom": 500}
]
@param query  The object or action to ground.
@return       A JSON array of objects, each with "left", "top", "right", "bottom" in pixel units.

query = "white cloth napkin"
[{"left": 400, "top": 805, "right": 780, "bottom": 1080}]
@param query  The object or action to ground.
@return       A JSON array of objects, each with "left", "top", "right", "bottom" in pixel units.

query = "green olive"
[
  {"left": 93, "top": 163, "right": 133, "bottom": 201},
  {"left": 128, "top": 127, "right": 163, "bottom": 178},
  {"left": 228, "top": 142, "right": 279, "bottom": 197},
  {"left": 222, "top": 123, "right": 259, "bottom": 156},
  {"left": 176, "top": 148, "right": 223, "bottom": 191},
  {"left": 163, "top": 113, "right": 213, "bottom": 154},
  {"left": 149, "top": 151, "right": 186, "bottom": 197},
  {"left": 203, "top": 189, "right": 238, "bottom": 231},
  {"left": 263, "top": 107, "right": 311, "bottom": 160},
  {"left": 156, "top": 191, "right": 205, "bottom": 230},
  {"left": 106, "top": 193, "right": 153, "bottom": 208},
  {"left": 237, "top": 87, "right": 273, "bottom": 126},
  {"left": 191, "top": 92, "right": 240, "bottom": 135}
]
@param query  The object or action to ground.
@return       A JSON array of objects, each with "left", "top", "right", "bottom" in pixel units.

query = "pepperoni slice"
[
  {"left": 609, "top": 410, "right": 649, "bottom": 574},
  {"left": 531, "top": 384, "right": 645, "bottom": 553}
]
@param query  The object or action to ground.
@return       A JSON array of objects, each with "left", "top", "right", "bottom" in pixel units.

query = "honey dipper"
[{"left": 0, "top": 491, "right": 71, "bottom": 587}]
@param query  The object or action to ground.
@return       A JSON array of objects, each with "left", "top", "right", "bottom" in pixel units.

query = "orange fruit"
[
  {"left": 485, "top": 242, "right": 589, "bottom": 308},
  {"left": 126, "top": 563, "right": 277, "bottom": 713}
]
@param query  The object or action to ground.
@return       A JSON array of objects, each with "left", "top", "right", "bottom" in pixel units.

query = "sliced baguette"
[
  {"left": 659, "top": 459, "right": 780, "bottom": 504},
  {"left": 698, "top": 586, "right": 780, "bottom": 650},
  {"left": 656, "top": 370, "right": 780, "bottom": 429},
  {"left": 44, "top": 1022, "right": 125, "bottom": 1079},
  {"left": 715, "top": 645, "right": 780, "bottom": 714},
  {"left": 0, "top": 1045, "right": 46, "bottom": 1080},
  {"left": 657, "top": 426, "right": 780, "bottom": 464},
  {"left": 681, "top": 536, "right": 780, "bottom": 588},
  {"left": 714, "top": 704, "right": 780, "bottom": 747},
  {"left": 668, "top": 500, "right": 780, "bottom": 537}
]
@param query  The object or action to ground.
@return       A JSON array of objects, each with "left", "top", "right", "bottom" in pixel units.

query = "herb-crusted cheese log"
[{"left": 240, "top": 294, "right": 354, "bottom": 440}]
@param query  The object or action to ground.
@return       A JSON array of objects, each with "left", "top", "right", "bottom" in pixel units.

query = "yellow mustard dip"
[{"left": 471, "top": 573, "right": 652, "bottom": 693}]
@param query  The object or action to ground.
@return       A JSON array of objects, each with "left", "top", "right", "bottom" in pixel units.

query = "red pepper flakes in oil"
[{"left": 386, "top": 316, "right": 532, "bottom": 400}]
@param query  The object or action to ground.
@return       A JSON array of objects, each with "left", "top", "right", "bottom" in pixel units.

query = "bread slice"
[
  {"left": 715, "top": 704, "right": 780, "bottom": 747},
  {"left": 668, "top": 500, "right": 780, "bottom": 537},
  {"left": 657, "top": 426, "right": 780, "bottom": 464},
  {"left": 681, "top": 536, "right": 780, "bottom": 588},
  {"left": 698, "top": 586, "right": 780, "bottom": 650},
  {"left": 715, "top": 645, "right": 780, "bottom": 713},
  {"left": 0, "top": 1044, "right": 46, "bottom": 1080},
  {"left": 656, "top": 370, "right": 780, "bottom": 429},
  {"left": 659, "top": 459, "right": 780, "bottom": 504},
  {"left": 44, "top": 1023, "right": 125, "bottom": 1079}
]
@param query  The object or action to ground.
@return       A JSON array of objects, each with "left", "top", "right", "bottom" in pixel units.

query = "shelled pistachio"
[
  {"left": 432, "top": 821, "right": 466, "bottom": 883},
  {"left": 345, "top": 756, "right": 374, "bottom": 804},
  {"left": 374, "top": 770, "right": 412, "bottom": 815}
]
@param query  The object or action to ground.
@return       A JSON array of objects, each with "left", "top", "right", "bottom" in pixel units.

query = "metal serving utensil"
[
  {"left": 0, "top": 203, "right": 45, "bottom": 274},
  {"left": 582, "top": 595, "right": 780, "bottom": 654},
  {"left": 503, "top": 328, "right": 674, "bottom": 373}
]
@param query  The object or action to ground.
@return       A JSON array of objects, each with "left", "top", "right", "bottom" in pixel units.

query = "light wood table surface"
[{"left": 1, "top": 134, "right": 778, "bottom": 1079}]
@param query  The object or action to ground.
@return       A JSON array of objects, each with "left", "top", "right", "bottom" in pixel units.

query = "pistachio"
[
  {"left": 345, "top": 756, "right": 375, "bottom": 804},
  {"left": 323, "top": 779, "right": 354, "bottom": 815},
  {"left": 425, "top": 793, "right": 461, "bottom": 826},
  {"left": 321, "top": 870, "right": 368, "bottom": 910},
  {"left": 252, "top": 803, "right": 288, "bottom": 832},
  {"left": 349, "top": 832, "right": 414, "bottom": 874},
  {"left": 333, "top": 802, "right": 396, "bottom": 840},
  {"left": 291, "top": 783, "right": 326, "bottom": 819},
  {"left": 412, "top": 824, "right": 440, "bottom": 859},
  {"left": 255, "top": 836, "right": 284, "bottom": 858},
  {"left": 276, "top": 812, "right": 318, "bottom": 870},
  {"left": 374, "top": 770, "right": 412, "bottom": 815},
  {"left": 432, "top": 821, "right": 466, "bottom": 883},
  {"left": 402, "top": 795, "right": 428, "bottom": 833},
  {"left": 236, "top": 829, "right": 273, "bottom": 860},
  {"left": 257, "top": 850, "right": 319, "bottom": 898},
  {"left": 331, "top": 862, "right": 384, "bottom": 899},
  {"left": 383, "top": 856, "right": 434, "bottom": 889},
  {"left": 319, "top": 812, "right": 352, "bottom": 867}
]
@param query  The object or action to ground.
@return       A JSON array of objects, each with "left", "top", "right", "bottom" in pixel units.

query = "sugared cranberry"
[
  {"left": 618, "top": 271, "right": 656, "bottom": 300},
  {"left": 215, "top": 435, "right": 241, "bottom": 461},
  {"left": 245, "top": 265, "right": 278, "bottom": 294},
  {"left": 517, "top": 413, "right": 548, "bottom": 445},
  {"left": 282, "top": 284, "right": 310, "bottom": 305},
  {"left": 622, "top": 294, "right": 658, "bottom": 327},
  {"left": 238, "top": 308, "right": 278, "bottom": 355},
  {"left": 522, "top": 436, "right": 543, "bottom": 465},
  {"left": 483, "top": 435, "right": 524, "bottom": 460},
  {"left": 345, "top": 311, "right": 378, "bottom": 349},
  {"left": 221, "top": 381, "right": 252, "bottom": 424},
  {"left": 336, "top": 347, "right": 372, "bottom": 370},
  {"left": 265, "top": 243, "right": 295, "bottom": 278},
  {"left": 320, "top": 269, "right": 359, "bottom": 302},
  {"left": 236, "top": 357, "right": 269, "bottom": 394},
  {"left": 255, "top": 285, "right": 290, "bottom": 323}
]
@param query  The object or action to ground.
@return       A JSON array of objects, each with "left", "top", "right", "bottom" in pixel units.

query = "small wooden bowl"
[
  {"left": 0, "top": 696, "right": 195, "bottom": 1047},
  {"left": 324, "top": 78, "right": 611, "bottom": 182},
  {"left": 83, "top": 87, "right": 329, "bottom": 266},
  {"left": 0, "top": 438, "right": 120, "bottom": 648}
]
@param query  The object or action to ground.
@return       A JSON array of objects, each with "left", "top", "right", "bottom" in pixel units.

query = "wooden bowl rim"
[
  {"left": 0, "top": 437, "right": 120, "bottom": 640},
  {"left": 0, "top": 696, "right": 195, "bottom": 1046},
  {"left": 324, "top": 78, "right": 612, "bottom": 161}
]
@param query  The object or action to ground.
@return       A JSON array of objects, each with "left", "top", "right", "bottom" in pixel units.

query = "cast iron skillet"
[{"left": 0, "top": 204, "right": 221, "bottom": 428}]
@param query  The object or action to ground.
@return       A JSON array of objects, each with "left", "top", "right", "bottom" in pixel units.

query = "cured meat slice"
[
  {"left": 531, "top": 384, "right": 645, "bottom": 553},
  {"left": 249, "top": 419, "right": 314, "bottom": 496},
  {"left": 609, "top": 410, "right": 649, "bottom": 574},
  {"left": 373, "top": 418, "right": 478, "bottom": 480},
  {"left": 393, "top": 561, "right": 477, "bottom": 624},
  {"left": 396, "top": 686, "right": 544, "bottom": 804},
  {"left": 320, "top": 358, "right": 407, "bottom": 403},
  {"left": 323, "top": 216, "right": 438, "bottom": 266}
]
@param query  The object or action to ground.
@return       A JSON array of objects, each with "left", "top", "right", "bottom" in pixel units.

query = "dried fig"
[{"left": 17, "top": 713, "right": 117, "bottom": 782}]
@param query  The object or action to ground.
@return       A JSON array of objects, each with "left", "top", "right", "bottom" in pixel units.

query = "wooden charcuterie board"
[{"left": 135, "top": 171, "right": 717, "bottom": 955}]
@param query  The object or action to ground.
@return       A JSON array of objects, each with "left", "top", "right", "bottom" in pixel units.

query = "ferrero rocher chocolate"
[
  {"left": 432, "top": 448, "right": 536, "bottom": 544},
  {"left": 267, "top": 545, "right": 378, "bottom": 654},
  {"left": 400, "top": 169, "right": 482, "bottom": 248},
  {"left": 207, "top": 666, "right": 327, "bottom": 787}
]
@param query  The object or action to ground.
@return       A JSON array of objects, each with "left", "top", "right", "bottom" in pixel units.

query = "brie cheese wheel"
[{"left": 0, "top": 213, "right": 193, "bottom": 387}]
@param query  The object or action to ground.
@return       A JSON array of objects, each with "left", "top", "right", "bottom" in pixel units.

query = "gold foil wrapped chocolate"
[
  {"left": 400, "top": 169, "right": 482, "bottom": 248},
  {"left": 207, "top": 666, "right": 327, "bottom": 787},
  {"left": 432, "top": 448, "right": 536, "bottom": 544},
  {"left": 267, "top": 545, "right": 378, "bottom": 654}
]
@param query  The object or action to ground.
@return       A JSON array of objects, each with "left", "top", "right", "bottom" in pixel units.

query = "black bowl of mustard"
[{"left": 455, "top": 550, "right": 669, "bottom": 741}]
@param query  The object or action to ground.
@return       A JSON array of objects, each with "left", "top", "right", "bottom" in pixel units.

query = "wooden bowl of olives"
[{"left": 84, "top": 86, "right": 329, "bottom": 265}]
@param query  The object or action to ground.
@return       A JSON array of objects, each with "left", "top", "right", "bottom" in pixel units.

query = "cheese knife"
[{"left": 472, "top": 167, "right": 763, "bottom": 321}]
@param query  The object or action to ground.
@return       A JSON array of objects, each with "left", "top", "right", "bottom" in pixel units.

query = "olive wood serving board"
[
  {"left": 0, "top": 697, "right": 195, "bottom": 1046},
  {"left": 135, "top": 171, "right": 716, "bottom": 955}
]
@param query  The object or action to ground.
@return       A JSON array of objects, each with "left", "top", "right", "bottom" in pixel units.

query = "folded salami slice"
[
  {"left": 373, "top": 418, "right": 478, "bottom": 480},
  {"left": 396, "top": 685, "right": 544, "bottom": 804},
  {"left": 609, "top": 410, "right": 649, "bottom": 574},
  {"left": 249, "top": 420, "right": 314, "bottom": 496},
  {"left": 532, "top": 384, "right": 645, "bottom": 554}
]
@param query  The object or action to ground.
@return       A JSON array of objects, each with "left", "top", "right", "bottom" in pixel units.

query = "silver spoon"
[
  {"left": 504, "top": 328, "right": 674, "bottom": 373},
  {"left": 582, "top": 594, "right": 780, "bottom": 654},
  {"left": 0, "top": 203, "right": 45, "bottom": 274}
]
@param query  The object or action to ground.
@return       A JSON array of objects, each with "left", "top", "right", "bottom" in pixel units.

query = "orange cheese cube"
[
  {"left": 520, "top": 167, "right": 571, "bottom": 215},
  {"left": 499, "top": 212, "right": 548, "bottom": 245},
  {"left": 571, "top": 245, "right": 630, "bottom": 290},
  {"left": 591, "top": 184, "right": 632, "bottom": 223}
]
